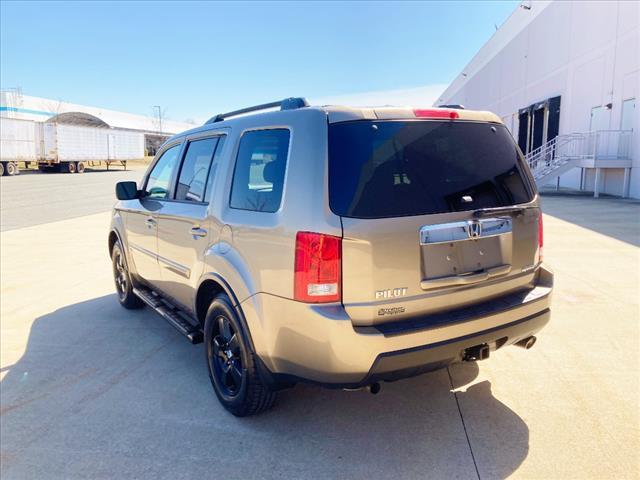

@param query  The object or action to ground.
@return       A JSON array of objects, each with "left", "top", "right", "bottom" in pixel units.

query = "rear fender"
[{"left": 198, "top": 243, "right": 263, "bottom": 354}]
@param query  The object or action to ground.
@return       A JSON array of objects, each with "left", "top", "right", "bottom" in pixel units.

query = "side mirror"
[{"left": 115, "top": 181, "right": 139, "bottom": 200}]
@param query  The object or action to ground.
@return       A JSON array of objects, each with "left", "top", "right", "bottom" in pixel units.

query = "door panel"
[
  {"left": 154, "top": 136, "right": 223, "bottom": 309},
  {"left": 156, "top": 202, "right": 210, "bottom": 309},
  {"left": 125, "top": 142, "right": 184, "bottom": 287},
  {"left": 122, "top": 198, "right": 162, "bottom": 283}
]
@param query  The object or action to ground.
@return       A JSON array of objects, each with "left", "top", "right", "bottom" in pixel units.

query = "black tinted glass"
[
  {"left": 230, "top": 129, "right": 290, "bottom": 213},
  {"left": 175, "top": 137, "right": 218, "bottom": 202},
  {"left": 328, "top": 121, "right": 533, "bottom": 218}
]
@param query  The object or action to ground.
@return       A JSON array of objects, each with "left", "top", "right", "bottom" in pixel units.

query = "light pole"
[{"left": 154, "top": 105, "right": 162, "bottom": 134}]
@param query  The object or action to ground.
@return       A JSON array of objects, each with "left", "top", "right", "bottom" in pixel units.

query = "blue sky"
[{"left": 1, "top": 1, "right": 518, "bottom": 122}]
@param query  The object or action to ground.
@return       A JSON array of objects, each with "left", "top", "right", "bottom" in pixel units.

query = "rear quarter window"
[
  {"left": 328, "top": 120, "right": 533, "bottom": 218},
  {"left": 229, "top": 129, "right": 290, "bottom": 213}
]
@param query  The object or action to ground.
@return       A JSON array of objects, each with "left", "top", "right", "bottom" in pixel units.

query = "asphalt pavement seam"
[{"left": 447, "top": 366, "right": 481, "bottom": 480}]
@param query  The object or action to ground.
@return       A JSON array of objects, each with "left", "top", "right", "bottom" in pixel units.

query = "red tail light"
[
  {"left": 538, "top": 213, "right": 544, "bottom": 263},
  {"left": 414, "top": 108, "right": 459, "bottom": 119},
  {"left": 294, "top": 232, "right": 341, "bottom": 303}
]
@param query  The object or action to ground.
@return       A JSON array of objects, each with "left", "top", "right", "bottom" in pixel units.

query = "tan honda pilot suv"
[{"left": 109, "top": 98, "right": 553, "bottom": 416}]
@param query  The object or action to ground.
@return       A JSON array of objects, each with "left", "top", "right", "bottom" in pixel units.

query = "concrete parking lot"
[
  {"left": 1, "top": 171, "right": 639, "bottom": 479},
  {"left": 0, "top": 165, "right": 146, "bottom": 231}
]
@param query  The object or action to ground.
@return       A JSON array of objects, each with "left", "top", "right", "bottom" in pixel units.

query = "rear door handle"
[
  {"left": 190, "top": 227, "right": 208, "bottom": 238},
  {"left": 145, "top": 217, "right": 157, "bottom": 228}
]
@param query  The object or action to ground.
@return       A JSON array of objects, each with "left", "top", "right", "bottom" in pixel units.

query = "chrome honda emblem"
[{"left": 467, "top": 220, "right": 482, "bottom": 238}]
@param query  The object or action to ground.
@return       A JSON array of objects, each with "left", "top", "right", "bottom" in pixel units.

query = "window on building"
[
  {"left": 590, "top": 106, "right": 608, "bottom": 132},
  {"left": 175, "top": 137, "right": 219, "bottom": 202},
  {"left": 145, "top": 144, "right": 182, "bottom": 199},
  {"left": 230, "top": 129, "right": 290, "bottom": 212},
  {"left": 621, "top": 98, "right": 635, "bottom": 131}
]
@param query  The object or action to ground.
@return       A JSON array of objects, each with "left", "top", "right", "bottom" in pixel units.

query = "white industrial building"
[
  {"left": 0, "top": 91, "right": 194, "bottom": 174},
  {"left": 437, "top": 0, "right": 639, "bottom": 199},
  {"left": 1, "top": 90, "right": 193, "bottom": 136}
]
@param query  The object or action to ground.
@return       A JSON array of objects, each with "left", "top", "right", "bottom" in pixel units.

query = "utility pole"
[{"left": 153, "top": 105, "right": 163, "bottom": 133}]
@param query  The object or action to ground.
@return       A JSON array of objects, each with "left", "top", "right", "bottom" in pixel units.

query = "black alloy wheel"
[
  {"left": 111, "top": 241, "right": 144, "bottom": 309},
  {"left": 113, "top": 247, "right": 128, "bottom": 301},
  {"left": 210, "top": 315, "right": 244, "bottom": 396},
  {"left": 204, "top": 293, "right": 276, "bottom": 416}
]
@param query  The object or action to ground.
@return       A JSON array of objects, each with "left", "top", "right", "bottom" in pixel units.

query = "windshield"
[{"left": 328, "top": 120, "right": 534, "bottom": 219}]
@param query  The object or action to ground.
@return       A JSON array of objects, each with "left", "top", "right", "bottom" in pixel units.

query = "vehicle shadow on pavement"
[{"left": 1, "top": 294, "right": 529, "bottom": 479}]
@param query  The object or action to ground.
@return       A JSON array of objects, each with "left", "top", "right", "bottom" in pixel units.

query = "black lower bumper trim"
[{"left": 365, "top": 309, "right": 550, "bottom": 385}]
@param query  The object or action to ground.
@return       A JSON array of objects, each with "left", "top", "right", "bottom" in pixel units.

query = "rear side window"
[
  {"left": 230, "top": 129, "right": 290, "bottom": 213},
  {"left": 175, "top": 137, "right": 219, "bottom": 202},
  {"left": 328, "top": 121, "right": 533, "bottom": 219}
]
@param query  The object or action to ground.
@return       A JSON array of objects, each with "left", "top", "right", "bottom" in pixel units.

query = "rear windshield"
[{"left": 328, "top": 120, "right": 533, "bottom": 219}]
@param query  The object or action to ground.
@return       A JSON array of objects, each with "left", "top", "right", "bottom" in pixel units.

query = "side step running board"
[{"left": 133, "top": 287, "right": 203, "bottom": 344}]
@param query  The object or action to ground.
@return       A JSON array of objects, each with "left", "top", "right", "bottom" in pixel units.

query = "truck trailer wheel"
[
  {"left": 65, "top": 162, "right": 77, "bottom": 174},
  {"left": 0, "top": 163, "right": 4, "bottom": 176},
  {"left": 77, "top": 162, "right": 86, "bottom": 174},
  {"left": 5, "top": 162, "right": 17, "bottom": 176}
]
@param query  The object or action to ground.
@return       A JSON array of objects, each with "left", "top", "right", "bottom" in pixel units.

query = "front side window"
[
  {"left": 175, "top": 137, "right": 219, "bottom": 202},
  {"left": 230, "top": 129, "right": 290, "bottom": 212},
  {"left": 145, "top": 144, "right": 182, "bottom": 199}
]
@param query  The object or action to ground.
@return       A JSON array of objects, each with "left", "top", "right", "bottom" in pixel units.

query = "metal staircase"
[{"left": 525, "top": 130, "right": 633, "bottom": 189}]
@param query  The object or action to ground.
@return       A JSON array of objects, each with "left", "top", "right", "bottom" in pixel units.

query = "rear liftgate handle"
[{"left": 420, "top": 264, "right": 512, "bottom": 290}]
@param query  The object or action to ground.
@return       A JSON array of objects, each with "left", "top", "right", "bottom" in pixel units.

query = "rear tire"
[
  {"left": 77, "top": 162, "right": 86, "bottom": 173},
  {"left": 5, "top": 162, "right": 16, "bottom": 176},
  {"left": 204, "top": 293, "right": 276, "bottom": 416},
  {"left": 0, "top": 163, "right": 4, "bottom": 176},
  {"left": 111, "top": 241, "right": 144, "bottom": 309},
  {"left": 65, "top": 162, "right": 77, "bottom": 174}
]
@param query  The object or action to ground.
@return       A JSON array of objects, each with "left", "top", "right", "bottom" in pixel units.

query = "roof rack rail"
[
  {"left": 438, "top": 104, "right": 465, "bottom": 109},
  {"left": 205, "top": 97, "right": 309, "bottom": 124}
]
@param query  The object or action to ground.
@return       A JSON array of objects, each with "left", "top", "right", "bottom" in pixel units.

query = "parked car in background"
[{"left": 109, "top": 98, "right": 553, "bottom": 416}]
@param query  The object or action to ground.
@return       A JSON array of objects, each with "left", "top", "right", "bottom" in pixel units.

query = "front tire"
[
  {"left": 204, "top": 294, "right": 276, "bottom": 416},
  {"left": 111, "top": 241, "right": 144, "bottom": 309}
]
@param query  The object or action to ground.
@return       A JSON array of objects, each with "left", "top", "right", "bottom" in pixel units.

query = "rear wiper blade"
[{"left": 472, "top": 205, "right": 537, "bottom": 218}]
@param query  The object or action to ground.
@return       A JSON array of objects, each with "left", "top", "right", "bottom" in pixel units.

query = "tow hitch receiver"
[{"left": 464, "top": 343, "right": 490, "bottom": 361}]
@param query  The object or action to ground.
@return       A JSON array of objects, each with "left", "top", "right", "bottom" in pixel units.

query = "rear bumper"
[
  {"left": 358, "top": 309, "right": 549, "bottom": 388},
  {"left": 241, "top": 265, "right": 553, "bottom": 388}
]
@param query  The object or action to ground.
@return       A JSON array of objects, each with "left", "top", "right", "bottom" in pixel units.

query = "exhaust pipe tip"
[
  {"left": 516, "top": 336, "right": 537, "bottom": 349},
  {"left": 367, "top": 382, "right": 381, "bottom": 395}
]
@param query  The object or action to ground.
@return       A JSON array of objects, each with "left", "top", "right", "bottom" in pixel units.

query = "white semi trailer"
[
  {"left": 0, "top": 117, "right": 145, "bottom": 175},
  {"left": 0, "top": 117, "right": 37, "bottom": 176}
]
